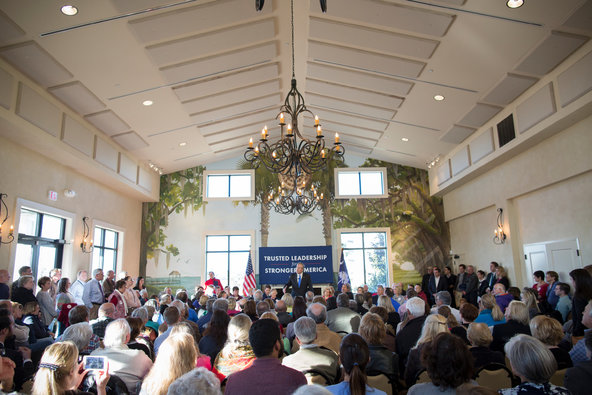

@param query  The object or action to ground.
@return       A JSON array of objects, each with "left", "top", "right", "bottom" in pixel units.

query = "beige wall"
[
  {"left": 445, "top": 114, "right": 592, "bottom": 288},
  {"left": 0, "top": 136, "right": 143, "bottom": 279}
]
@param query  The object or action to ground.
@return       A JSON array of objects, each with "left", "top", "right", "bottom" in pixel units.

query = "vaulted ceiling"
[{"left": 1, "top": 0, "right": 591, "bottom": 173}]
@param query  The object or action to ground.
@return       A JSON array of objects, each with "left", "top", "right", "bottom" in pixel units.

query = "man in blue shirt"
[{"left": 83, "top": 269, "right": 105, "bottom": 320}]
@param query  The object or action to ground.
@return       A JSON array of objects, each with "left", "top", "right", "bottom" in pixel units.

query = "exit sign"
[{"left": 48, "top": 190, "right": 58, "bottom": 201}]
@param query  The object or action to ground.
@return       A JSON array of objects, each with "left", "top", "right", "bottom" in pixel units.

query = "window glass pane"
[
  {"left": 229, "top": 252, "right": 249, "bottom": 289},
  {"left": 365, "top": 249, "right": 388, "bottom": 292},
  {"left": 94, "top": 228, "right": 102, "bottom": 246},
  {"left": 207, "top": 175, "right": 229, "bottom": 198},
  {"left": 229, "top": 235, "right": 251, "bottom": 251},
  {"left": 206, "top": 252, "right": 229, "bottom": 287},
  {"left": 344, "top": 250, "right": 364, "bottom": 289},
  {"left": 364, "top": 232, "right": 386, "bottom": 248},
  {"left": 40, "top": 215, "right": 63, "bottom": 240},
  {"left": 38, "top": 246, "right": 57, "bottom": 282},
  {"left": 14, "top": 244, "right": 33, "bottom": 279},
  {"left": 338, "top": 172, "right": 361, "bottom": 196},
  {"left": 360, "top": 172, "right": 384, "bottom": 195},
  {"left": 92, "top": 248, "right": 102, "bottom": 272},
  {"left": 229, "top": 175, "right": 251, "bottom": 198},
  {"left": 18, "top": 210, "right": 38, "bottom": 236},
  {"left": 104, "top": 229, "right": 116, "bottom": 249},
  {"left": 206, "top": 236, "right": 228, "bottom": 252},
  {"left": 103, "top": 250, "right": 115, "bottom": 272},
  {"left": 341, "top": 233, "right": 363, "bottom": 249}
]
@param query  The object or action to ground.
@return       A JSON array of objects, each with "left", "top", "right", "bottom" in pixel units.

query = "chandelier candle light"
[{"left": 244, "top": 0, "right": 344, "bottom": 214}]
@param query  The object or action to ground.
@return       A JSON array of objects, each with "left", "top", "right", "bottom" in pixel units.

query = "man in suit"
[
  {"left": 485, "top": 261, "right": 499, "bottom": 293},
  {"left": 282, "top": 316, "right": 340, "bottom": 384},
  {"left": 325, "top": 293, "right": 361, "bottom": 334},
  {"left": 427, "top": 267, "right": 448, "bottom": 306},
  {"left": 283, "top": 262, "right": 313, "bottom": 298}
]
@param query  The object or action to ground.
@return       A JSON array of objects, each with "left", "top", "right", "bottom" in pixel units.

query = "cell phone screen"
[{"left": 83, "top": 356, "right": 105, "bottom": 370}]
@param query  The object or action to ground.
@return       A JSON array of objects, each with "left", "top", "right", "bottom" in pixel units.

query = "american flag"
[{"left": 243, "top": 254, "right": 256, "bottom": 297}]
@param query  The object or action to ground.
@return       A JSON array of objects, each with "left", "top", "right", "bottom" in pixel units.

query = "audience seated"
[
  {"left": 395, "top": 297, "right": 427, "bottom": 376},
  {"left": 140, "top": 333, "right": 197, "bottom": 395},
  {"left": 431, "top": 291, "right": 461, "bottom": 322},
  {"left": 275, "top": 300, "right": 292, "bottom": 328},
  {"left": 154, "top": 305, "right": 181, "bottom": 355},
  {"left": 325, "top": 293, "right": 361, "bottom": 334},
  {"left": 32, "top": 341, "right": 109, "bottom": 395},
  {"left": 377, "top": 295, "right": 400, "bottom": 329},
  {"left": 213, "top": 313, "right": 255, "bottom": 379},
  {"left": 90, "top": 319, "right": 153, "bottom": 394},
  {"left": 467, "top": 322, "right": 504, "bottom": 372},
  {"left": 63, "top": 305, "right": 101, "bottom": 354},
  {"left": 11, "top": 276, "right": 37, "bottom": 307},
  {"left": 530, "top": 315, "right": 573, "bottom": 370},
  {"left": 522, "top": 287, "right": 542, "bottom": 319},
  {"left": 90, "top": 303, "right": 115, "bottom": 339},
  {"left": 569, "top": 299, "right": 592, "bottom": 365},
  {"left": 459, "top": 302, "right": 479, "bottom": 327},
  {"left": 474, "top": 294, "right": 506, "bottom": 327},
  {"left": 358, "top": 313, "right": 397, "bottom": 383},
  {"left": 126, "top": 317, "right": 152, "bottom": 360},
  {"left": 224, "top": 318, "right": 307, "bottom": 395},
  {"left": 500, "top": 334, "right": 569, "bottom": 395},
  {"left": 407, "top": 332, "right": 474, "bottom": 394},
  {"left": 286, "top": 297, "right": 307, "bottom": 340},
  {"left": 553, "top": 283, "right": 572, "bottom": 323},
  {"left": 491, "top": 300, "right": 531, "bottom": 353},
  {"left": 564, "top": 331, "right": 592, "bottom": 395},
  {"left": 282, "top": 316, "right": 340, "bottom": 384},
  {"left": 198, "top": 309, "right": 230, "bottom": 365},
  {"left": 36, "top": 276, "right": 57, "bottom": 327},
  {"left": 167, "top": 367, "right": 221, "bottom": 395},
  {"left": 296, "top": 303, "right": 341, "bottom": 355},
  {"left": 405, "top": 314, "right": 449, "bottom": 387},
  {"left": 437, "top": 305, "right": 468, "bottom": 344},
  {"left": 368, "top": 306, "right": 396, "bottom": 352},
  {"left": 60, "top": 322, "right": 94, "bottom": 355},
  {"left": 0, "top": 312, "right": 35, "bottom": 391}
]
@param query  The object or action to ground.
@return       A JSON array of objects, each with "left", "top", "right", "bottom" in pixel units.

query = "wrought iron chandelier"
[{"left": 244, "top": 0, "right": 344, "bottom": 214}]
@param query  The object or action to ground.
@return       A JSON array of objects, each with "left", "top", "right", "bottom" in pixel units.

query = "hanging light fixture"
[
  {"left": 0, "top": 193, "right": 15, "bottom": 247},
  {"left": 80, "top": 216, "right": 93, "bottom": 253},
  {"left": 493, "top": 208, "right": 507, "bottom": 245},
  {"left": 244, "top": 0, "right": 344, "bottom": 215}
]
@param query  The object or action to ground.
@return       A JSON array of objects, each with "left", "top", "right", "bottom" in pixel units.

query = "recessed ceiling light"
[
  {"left": 142, "top": 100, "right": 153, "bottom": 106},
  {"left": 61, "top": 5, "right": 78, "bottom": 16},
  {"left": 401, "top": 137, "right": 409, "bottom": 142},
  {"left": 179, "top": 142, "right": 187, "bottom": 147},
  {"left": 434, "top": 95, "right": 445, "bottom": 101},
  {"left": 506, "top": 0, "right": 524, "bottom": 9}
]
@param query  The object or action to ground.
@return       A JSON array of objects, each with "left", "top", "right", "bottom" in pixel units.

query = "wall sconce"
[
  {"left": 80, "top": 216, "right": 93, "bottom": 253},
  {"left": 0, "top": 193, "right": 15, "bottom": 247},
  {"left": 493, "top": 208, "right": 507, "bottom": 245}
]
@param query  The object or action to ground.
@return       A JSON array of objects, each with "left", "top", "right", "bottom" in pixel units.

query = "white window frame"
[
  {"left": 11, "top": 198, "right": 76, "bottom": 281},
  {"left": 203, "top": 169, "right": 255, "bottom": 201},
  {"left": 91, "top": 219, "right": 124, "bottom": 274},
  {"left": 336, "top": 227, "right": 391, "bottom": 290},
  {"left": 204, "top": 230, "right": 256, "bottom": 288},
  {"left": 334, "top": 167, "right": 388, "bottom": 199}
]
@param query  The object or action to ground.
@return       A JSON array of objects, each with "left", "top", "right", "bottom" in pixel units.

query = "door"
[{"left": 523, "top": 239, "right": 581, "bottom": 283}]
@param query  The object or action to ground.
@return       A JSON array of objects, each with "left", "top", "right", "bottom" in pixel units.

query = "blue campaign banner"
[{"left": 258, "top": 246, "right": 333, "bottom": 285}]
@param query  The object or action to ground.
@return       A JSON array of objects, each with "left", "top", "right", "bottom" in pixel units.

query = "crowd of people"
[{"left": 0, "top": 262, "right": 591, "bottom": 395}]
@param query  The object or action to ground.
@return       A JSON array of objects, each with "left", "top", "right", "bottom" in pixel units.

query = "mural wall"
[{"left": 140, "top": 155, "right": 450, "bottom": 294}]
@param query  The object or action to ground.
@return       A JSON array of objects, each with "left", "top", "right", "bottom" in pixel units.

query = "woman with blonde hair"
[
  {"left": 405, "top": 314, "right": 450, "bottom": 387},
  {"left": 140, "top": 333, "right": 197, "bottom": 395},
  {"left": 522, "top": 287, "right": 541, "bottom": 319},
  {"left": 377, "top": 295, "right": 400, "bottom": 328},
  {"left": 213, "top": 314, "right": 255, "bottom": 379},
  {"left": 474, "top": 293, "right": 506, "bottom": 327},
  {"left": 530, "top": 315, "right": 573, "bottom": 369},
  {"left": 32, "top": 341, "right": 109, "bottom": 395},
  {"left": 467, "top": 322, "right": 504, "bottom": 371},
  {"left": 491, "top": 300, "right": 532, "bottom": 353},
  {"left": 281, "top": 293, "right": 294, "bottom": 313},
  {"left": 323, "top": 286, "right": 335, "bottom": 300}
]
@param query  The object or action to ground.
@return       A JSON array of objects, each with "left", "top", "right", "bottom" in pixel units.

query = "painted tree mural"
[
  {"left": 139, "top": 166, "right": 205, "bottom": 276},
  {"left": 331, "top": 159, "right": 450, "bottom": 276}
]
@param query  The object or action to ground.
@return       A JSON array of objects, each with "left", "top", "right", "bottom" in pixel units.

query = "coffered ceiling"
[{"left": 1, "top": 0, "right": 591, "bottom": 173}]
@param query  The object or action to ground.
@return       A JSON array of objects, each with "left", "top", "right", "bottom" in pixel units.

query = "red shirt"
[{"left": 533, "top": 282, "right": 548, "bottom": 301}]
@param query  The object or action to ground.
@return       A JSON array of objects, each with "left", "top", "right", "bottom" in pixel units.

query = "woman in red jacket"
[{"left": 108, "top": 279, "right": 128, "bottom": 319}]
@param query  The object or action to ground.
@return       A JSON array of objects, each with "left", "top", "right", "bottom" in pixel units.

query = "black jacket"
[
  {"left": 491, "top": 320, "right": 531, "bottom": 352},
  {"left": 367, "top": 344, "right": 397, "bottom": 379},
  {"left": 395, "top": 315, "right": 427, "bottom": 376},
  {"left": 470, "top": 346, "right": 505, "bottom": 372},
  {"left": 284, "top": 272, "right": 313, "bottom": 298}
]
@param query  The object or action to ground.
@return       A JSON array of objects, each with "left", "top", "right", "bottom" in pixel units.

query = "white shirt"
[
  {"left": 70, "top": 279, "right": 86, "bottom": 305},
  {"left": 91, "top": 345, "right": 152, "bottom": 395}
]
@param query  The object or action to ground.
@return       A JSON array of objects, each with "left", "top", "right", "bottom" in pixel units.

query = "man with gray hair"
[
  {"left": 253, "top": 289, "right": 264, "bottom": 303},
  {"left": 431, "top": 290, "right": 461, "bottom": 322},
  {"left": 395, "top": 296, "right": 427, "bottom": 376},
  {"left": 282, "top": 316, "right": 340, "bottom": 384},
  {"left": 91, "top": 302, "right": 115, "bottom": 339},
  {"left": 305, "top": 291, "right": 315, "bottom": 306},
  {"left": 167, "top": 367, "right": 221, "bottom": 395},
  {"left": 83, "top": 268, "right": 105, "bottom": 319},
  {"left": 91, "top": 319, "right": 153, "bottom": 394},
  {"left": 325, "top": 293, "right": 361, "bottom": 334},
  {"left": 300, "top": 303, "right": 341, "bottom": 355},
  {"left": 61, "top": 322, "right": 93, "bottom": 352},
  {"left": 70, "top": 270, "right": 88, "bottom": 305}
]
